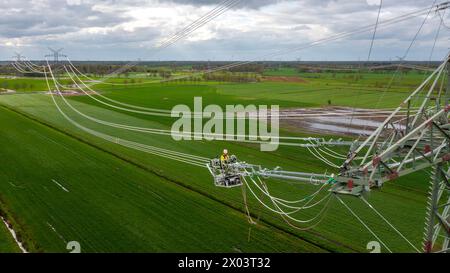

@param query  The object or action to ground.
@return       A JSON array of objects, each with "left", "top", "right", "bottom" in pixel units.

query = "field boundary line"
[
  {"left": 0, "top": 196, "right": 36, "bottom": 252},
  {"left": 0, "top": 102, "right": 359, "bottom": 253},
  {"left": 1, "top": 215, "right": 28, "bottom": 253}
]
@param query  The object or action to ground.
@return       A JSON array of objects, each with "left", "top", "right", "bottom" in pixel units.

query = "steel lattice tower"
[
  {"left": 45, "top": 47, "right": 66, "bottom": 63},
  {"left": 333, "top": 57, "right": 450, "bottom": 253}
]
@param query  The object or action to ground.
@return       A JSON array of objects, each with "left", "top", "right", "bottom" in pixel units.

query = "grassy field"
[
  {"left": 216, "top": 82, "right": 412, "bottom": 108},
  {"left": 0, "top": 105, "right": 326, "bottom": 252},
  {"left": 0, "top": 69, "right": 434, "bottom": 253},
  {"left": 264, "top": 67, "right": 428, "bottom": 88},
  {"left": 232, "top": 68, "right": 429, "bottom": 108},
  {"left": 0, "top": 77, "right": 75, "bottom": 92}
]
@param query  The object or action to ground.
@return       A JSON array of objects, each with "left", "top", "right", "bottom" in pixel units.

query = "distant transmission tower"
[
  {"left": 45, "top": 47, "right": 66, "bottom": 63},
  {"left": 11, "top": 52, "right": 24, "bottom": 61}
]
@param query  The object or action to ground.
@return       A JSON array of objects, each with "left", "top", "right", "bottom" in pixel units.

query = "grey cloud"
[
  {"left": 0, "top": 0, "right": 130, "bottom": 38},
  {"left": 161, "top": 0, "right": 295, "bottom": 9},
  {"left": 0, "top": 0, "right": 448, "bottom": 61}
]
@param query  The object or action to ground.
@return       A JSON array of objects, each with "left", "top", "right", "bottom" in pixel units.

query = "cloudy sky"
[{"left": 0, "top": 0, "right": 449, "bottom": 61}]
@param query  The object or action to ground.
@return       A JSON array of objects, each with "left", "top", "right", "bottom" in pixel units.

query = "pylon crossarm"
[
  {"left": 344, "top": 59, "right": 450, "bottom": 169},
  {"left": 391, "top": 161, "right": 433, "bottom": 178},
  {"left": 353, "top": 60, "right": 448, "bottom": 166},
  {"left": 334, "top": 138, "right": 449, "bottom": 196},
  {"left": 397, "top": 128, "right": 430, "bottom": 171},
  {"left": 411, "top": 65, "right": 446, "bottom": 128},
  {"left": 372, "top": 141, "right": 446, "bottom": 182},
  {"left": 361, "top": 109, "right": 447, "bottom": 170}
]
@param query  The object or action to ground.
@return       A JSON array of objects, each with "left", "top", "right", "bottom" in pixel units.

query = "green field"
[
  {"left": 0, "top": 105, "right": 328, "bottom": 252},
  {"left": 0, "top": 69, "right": 434, "bottom": 253},
  {"left": 264, "top": 67, "right": 428, "bottom": 88},
  {"left": 0, "top": 77, "right": 75, "bottom": 92}
]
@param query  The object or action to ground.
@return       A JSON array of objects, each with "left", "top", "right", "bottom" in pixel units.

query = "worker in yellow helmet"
[{"left": 220, "top": 149, "right": 229, "bottom": 170}]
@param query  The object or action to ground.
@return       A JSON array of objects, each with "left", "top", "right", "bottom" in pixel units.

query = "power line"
[
  {"left": 157, "top": 0, "right": 241, "bottom": 50},
  {"left": 359, "top": 0, "right": 438, "bottom": 136},
  {"left": 367, "top": 0, "right": 383, "bottom": 62},
  {"left": 349, "top": 0, "right": 383, "bottom": 136},
  {"left": 44, "top": 63, "right": 209, "bottom": 167},
  {"left": 335, "top": 194, "right": 392, "bottom": 253},
  {"left": 85, "top": 0, "right": 241, "bottom": 84},
  {"left": 360, "top": 196, "right": 420, "bottom": 252}
]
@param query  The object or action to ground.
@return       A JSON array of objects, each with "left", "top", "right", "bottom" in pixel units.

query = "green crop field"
[
  {"left": 0, "top": 69, "right": 433, "bottom": 253},
  {"left": 0, "top": 104, "right": 328, "bottom": 253},
  {"left": 0, "top": 77, "right": 76, "bottom": 93}
]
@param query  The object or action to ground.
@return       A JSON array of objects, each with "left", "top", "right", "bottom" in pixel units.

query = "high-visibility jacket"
[{"left": 220, "top": 154, "right": 229, "bottom": 162}]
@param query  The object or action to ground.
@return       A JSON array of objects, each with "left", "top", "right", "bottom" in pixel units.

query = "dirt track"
[
  {"left": 262, "top": 76, "right": 308, "bottom": 83},
  {"left": 45, "top": 90, "right": 96, "bottom": 96}
]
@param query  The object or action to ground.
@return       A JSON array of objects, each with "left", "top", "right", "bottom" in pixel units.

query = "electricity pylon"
[
  {"left": 11, "top": 52, "right": 24, "bottom": 61},
  {"left": 45, "top": 47, "right": 66, "bottom": 63},
  {"left": 334, "top": 55, "right": 450, "bottom": 253}
]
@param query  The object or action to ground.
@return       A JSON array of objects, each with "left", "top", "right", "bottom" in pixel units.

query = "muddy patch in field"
[{"left": 278, "top": 106, "right": 407, "bottom": 137}]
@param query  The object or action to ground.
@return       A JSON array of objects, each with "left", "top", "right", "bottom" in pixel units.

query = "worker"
[
  {"left": 220, "top": 149, "right": 229, "bottom": 163},
  {"left": 220, "top": 149, "right": 229, "bottom": 170}
]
